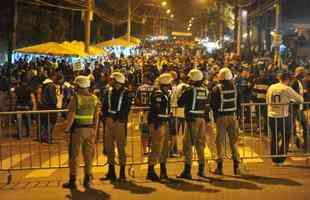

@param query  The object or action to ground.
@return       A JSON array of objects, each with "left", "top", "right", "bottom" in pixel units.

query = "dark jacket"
[
  {"left": 41, "top": 80, "right": 57, "bottom": 109},
  {"left": 101, "top": 86, "right": 132, "bottom": 122},
  {"left": 210, "top": 80, "right": 240, "bottom": 120}
]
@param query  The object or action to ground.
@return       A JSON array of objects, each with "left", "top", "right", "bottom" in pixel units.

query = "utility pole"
[
  {"left": 273, "top": 0, "right": 281, "bottom": 67},
  {"left": 237, "top": 9, "right": 242, "bottom": 56},
  {"left": 234, "top": 0, "right": 239, "bottom": 54},
  {"left": 8, "top": 0, "right": 17, "bottom": 83},
  {"left": 127, "top": 0, "right": 132, "bottom": 43},
  {"left": 84, "top": 0, "right": 92, "bottom": 53},
  {"left": 218, "top": 0, "right": 224, "bottom": 47}
]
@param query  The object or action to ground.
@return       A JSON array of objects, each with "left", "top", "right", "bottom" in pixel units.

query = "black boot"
[
  {"left": 214, "top": 160, "right": 223, "bottom": 175},
  {"left": 119, "top": 165, "right": 126, "bottom": 182},
  {"left": 198, "top": 163, "right": 206, "bottom": 178},
  {"left": 100, "top": 164, "right": 116, "bottom": 181},
  {"left": 233, "top": 160, "right": 242, "bottom": 175},
  {"left": 147, "top": 165, "right": 160, "bottom": 181},
  {"left": 83, "top": 174, "right": 92, "bottom": 189},
  {"left": 160, "top": 163, "right": 168, "bottom": 180},
  {"left": 177, "top": 164, "right": 192, "bottom": 179},
  {"left": 62, "top": 174, "right": 77, "bottom": 189}
]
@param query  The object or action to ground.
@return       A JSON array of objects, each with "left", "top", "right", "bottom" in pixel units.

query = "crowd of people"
[{"left": 0, "top": 39, "right": 309, "bottom": 189}]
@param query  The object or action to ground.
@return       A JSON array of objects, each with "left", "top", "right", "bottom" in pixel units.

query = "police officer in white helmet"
[
  {"left": 147, "top": 73, "right": 173, "bottom": 181},
  {"left": 177, "top": 69, "right": 210, "bottom": 179},
  {"left": 210, "top": 67, "right": 241, "bottom": 175},
  {"left": 63, "top": 75, "right": 100, "bottom": 189},
  {"left": 100, "top": 72, "right": 132, "bottom": 182}
]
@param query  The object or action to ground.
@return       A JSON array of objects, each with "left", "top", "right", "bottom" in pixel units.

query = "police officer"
[
  {"left": 100, "top": 72, "right": 132, "bottom": 182},
  {"left": 63, "top": 75, "right": 100, "bottom": 189},
  {"left": 210, "top": 68, "right": 241, "bottom": 175},
  {"left": 177, "top": 69, "right": 210, "bottom": 179},
  {"left": 146, "top": 73, "right": 173, "bottom": 181},
  {"left": 266, "top": 71, "right": 303, "bottom": 165}
]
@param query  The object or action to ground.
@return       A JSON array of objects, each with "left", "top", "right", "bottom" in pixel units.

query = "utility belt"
[
  {"left": 71, "top": 122, "right": 95, "bottom": 133},
  {"left": 75, "top": 124, "right": 95, "bottom": 129}
]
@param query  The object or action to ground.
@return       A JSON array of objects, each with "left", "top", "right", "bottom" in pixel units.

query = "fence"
[{"left": 0, "top": 103, "right": 309, "bottom": 184}]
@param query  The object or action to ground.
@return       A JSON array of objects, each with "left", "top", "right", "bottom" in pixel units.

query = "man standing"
[
  {"left": 177, "top": 69, "right": 210, "bottom": 179},
  {"left": 291, "top": 67, "right": 309, "bottom": 152},
  {"left": 41, "top": 71, "right": 58, "bottom": 143},
  {"left": 63, "top": 75, "right": 100, "bottom": 189},
  {"left": 135, "top": 74, "right": 155, "bottom": 155},
  {"left": 266, "top": 71, "right": 303, "bottom": 165},
  {"left": 146, "top": 73, "right": 173, "bottom": 181},
  {"left": 100, "top": 72, "right": 131, "bottom": 182},
  {"left": 211, "top": 68, "right": 241, "bottom": 175}
]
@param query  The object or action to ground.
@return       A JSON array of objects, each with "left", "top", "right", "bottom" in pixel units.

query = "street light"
[
  {"left": 191, "top": 17, "right": 195, "bottom": 20},
  {"left": 187, "top": 27, "right": 191, "bottom": 31},
  {"left": 166, "top": 9, "right": 171, "bottom": 14},
  {"left": 170, "top": 14, "right": 174, "bottom": 18},
  {"left": 161, "top": 1, "right": 167, "bottom": 7}
]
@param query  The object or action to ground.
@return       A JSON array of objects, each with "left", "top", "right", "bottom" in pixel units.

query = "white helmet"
[
  {"left": 188, "top": 69, "right": 203, "bottom": 81},
  {"left": 75, "top": 75, "right": 91, "bottom": 88},
  {"left": 111, "top": 72, "right": 126, "bottom": 84},
  {"left": 157, "top": 73, "right": 173, "bottom": 85},
  {"left": 218, "top": 68, "right": 233, "bottom": 81}
]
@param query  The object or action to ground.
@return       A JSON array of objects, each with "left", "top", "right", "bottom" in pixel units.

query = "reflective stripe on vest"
[
  {"left": 218, "top": 84, "right": 237, "bottom": 112},
  {"left": 157, "top": 91, "right": 170, "bottom": 118},
  {"left": 108, "top": 87, "right": 125, "bottom": 114},
  {"left": 189, "top": 87, "right": 208, "bottom": 115},
  {"left": 74, "top": 94, "right": 97, "bottom": 125}
]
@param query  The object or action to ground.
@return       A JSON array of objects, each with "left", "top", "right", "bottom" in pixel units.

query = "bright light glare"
[
  {"left": 161, "top": 1, "right": 167, "bottom": 7},
  {"left": 170, "top": 14, "right": 174, "bottom": 18},
  {"left": 199, "top": 38, "right": 220, "bottom": 53},
  {"left": 166, "top": 9, "right": 171, "bottom": 14}
]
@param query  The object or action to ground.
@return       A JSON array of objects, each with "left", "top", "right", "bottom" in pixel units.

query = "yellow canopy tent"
[
  {"left": 61, "top": 41, "right": 106, "bottom": 56},
  {"left": 15, "top": 42, "right": 88, "bottom": 57},
  {"left": 96, "top": 35, "right": 141, "bottom": 48}
]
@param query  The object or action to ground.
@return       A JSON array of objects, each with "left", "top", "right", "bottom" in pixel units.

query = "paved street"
[{"left": 0, "top": 158, "right": 309, "bottom": 200}]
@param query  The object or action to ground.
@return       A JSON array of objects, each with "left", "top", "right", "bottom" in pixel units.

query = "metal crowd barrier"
[{"left": 0, "top": 104, "right": 310, "bottom": 184}]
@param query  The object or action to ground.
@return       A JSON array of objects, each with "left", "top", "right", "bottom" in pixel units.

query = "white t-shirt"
[{"left": 266, "top": 82, "right": 304, "bottom": 118}]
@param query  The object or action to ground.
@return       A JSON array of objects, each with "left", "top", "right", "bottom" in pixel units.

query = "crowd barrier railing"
[{"left": 0, "top": 103, "right": 309, "bottom": 184}]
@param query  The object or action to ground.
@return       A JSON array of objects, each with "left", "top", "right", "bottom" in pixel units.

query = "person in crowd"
[
  {"left": 15, "top": 75, "right": 32, "bottom": 139},
  {"left": 135, "top": 73, "right": 155, "bottom": 155},
  {"left": 266, "top": 71, "right": 303, "bottom": 165},
  {"left": 291, "top": 67, "right": 309, "bottom": 152},
  {"left": 236, "top": 66, "right": 252, "bottom": 124},
  {"left": 253, "top": 67, "right": 270, "bottom": 133},
  {"left": 40, "top": 71, "right": 58, "bottom": 143}
]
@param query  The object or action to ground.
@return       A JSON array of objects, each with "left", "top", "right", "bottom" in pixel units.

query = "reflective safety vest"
[
  {"left": 218, "top": 84, "right": 237, "bottom": 113},
  {"left": 107, "top": 87, "right": 125, "bottom": 114},
  {"left": 154, "top": 90, "right": 170, "bottom": 118},
  {"left": 74, "top": 94, "right": 98, "bottom": 125},
  {"left": 189, "top": 86, "right": 209, "bottom": 116}
]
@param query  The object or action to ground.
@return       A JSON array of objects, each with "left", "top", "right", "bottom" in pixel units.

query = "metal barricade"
[
  {"left": 239, "top": 102, "right": 310, "bottom": 163},
  {"left": 1, "top": 104, "right": 310, "bottom": 184}
]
